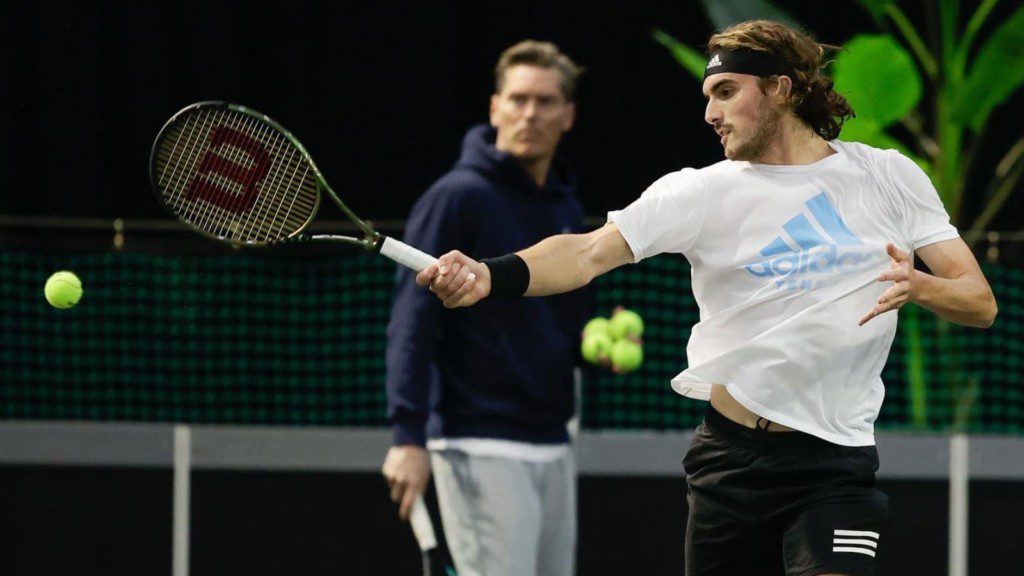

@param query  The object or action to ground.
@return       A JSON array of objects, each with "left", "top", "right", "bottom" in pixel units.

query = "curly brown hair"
[{"left": 708, "top": 20, "right": 854, "bottom": 140}]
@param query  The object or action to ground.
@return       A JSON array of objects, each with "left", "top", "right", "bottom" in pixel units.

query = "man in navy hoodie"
[{"left": 382, "top": 40, "right": 587, "bottom": 576}]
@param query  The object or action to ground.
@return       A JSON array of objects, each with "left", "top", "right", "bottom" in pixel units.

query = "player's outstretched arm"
[{"left": 415, "top": 222, "right": 634, "bottom": 308}]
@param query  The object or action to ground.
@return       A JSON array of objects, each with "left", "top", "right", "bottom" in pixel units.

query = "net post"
[
  {"left": 173, "top": 425, "right": 192, "bottom": 576},
  {"left": 948, "top": 433, "right": 969, "bottom": 576}
]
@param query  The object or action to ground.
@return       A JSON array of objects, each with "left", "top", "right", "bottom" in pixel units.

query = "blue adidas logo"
[{"left": 744, "top": 193, "right": 874, "bottom": 289}]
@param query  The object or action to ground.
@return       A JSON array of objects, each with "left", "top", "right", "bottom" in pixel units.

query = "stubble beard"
[{"left": 730, "top": 98, "right": 784, "bottom": 162}]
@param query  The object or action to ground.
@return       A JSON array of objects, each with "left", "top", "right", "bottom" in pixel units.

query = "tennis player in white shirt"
[{"left": 416, "top": 19, "right": 996, "bottom": 576}]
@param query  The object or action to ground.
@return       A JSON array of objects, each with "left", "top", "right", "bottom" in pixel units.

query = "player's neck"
[{"left": 752, "top": 117, "right": 833, "bottom": 166}]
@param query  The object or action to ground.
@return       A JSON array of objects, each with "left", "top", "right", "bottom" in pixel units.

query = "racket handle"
[
  {"left": 409, "top": 495, "right": 438, "bottom": 552},
  {"left": 380, "top": 236, "right": 438, "bottom": 271}
]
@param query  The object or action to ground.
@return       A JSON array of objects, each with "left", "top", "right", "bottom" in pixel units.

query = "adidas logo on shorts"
[{"left": 832, "top": 529, "right": 879, "bottom": 557}]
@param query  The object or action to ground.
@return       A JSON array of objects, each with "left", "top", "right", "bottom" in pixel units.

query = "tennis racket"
[
  {"left": 410, "top": 495, "right": 458, "bottom": 576},
  {"left": 150, "top": 101, "right": 436, "bottom": 271}
]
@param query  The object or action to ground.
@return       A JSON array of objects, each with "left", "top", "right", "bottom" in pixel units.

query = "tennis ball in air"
[
  {"left": 44, "top": 271, "right": 83, "bottom": 309},
  {"left": 611, "top": 339, "right": 643, "bottom": 373},
  {"left": 608, "top": 309, "right": 644, "bottom": 340},
  {"left": 583, "top": 317, "right": 611, "bottom": 338},
  {"left": 581, "top": 332, "right": 614, "bottom": 365}
]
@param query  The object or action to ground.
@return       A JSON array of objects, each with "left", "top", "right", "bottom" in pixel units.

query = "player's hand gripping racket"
[
  {"left": 150, "top": 101, "right": 436, "bottom": 271},
  {"left": 410, "top": 495, "right": 457, "bottom": 575}
]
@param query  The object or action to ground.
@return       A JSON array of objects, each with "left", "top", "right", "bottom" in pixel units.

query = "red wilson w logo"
[{"left": 185, "top": 126, "right": 271, "bottom": 213}]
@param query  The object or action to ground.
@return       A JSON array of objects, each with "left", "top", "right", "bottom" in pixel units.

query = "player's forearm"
[
  {"left": 420, "top": 224, "right": 631, "bottom": 307},
  {"left": 518, "top": 225, "right": 629, "bottom": 296},
  {"left": 913, "top": 271, "right": 997, "bottom": 328},
  {"left": 516, "top": 234, "right": 594, "bottom": 296}
]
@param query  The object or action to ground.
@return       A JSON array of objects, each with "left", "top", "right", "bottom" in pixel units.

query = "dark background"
[
  {"left": 2, "top": 0, "right": 1021, "bottom": 228},
  {"left": 3, "top": 2, "right": 1024, "bottom": 575}
]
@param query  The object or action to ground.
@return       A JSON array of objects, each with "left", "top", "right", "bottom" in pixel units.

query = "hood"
[{"left": 454, "top": 124, "right": 575, "bottom": 197}]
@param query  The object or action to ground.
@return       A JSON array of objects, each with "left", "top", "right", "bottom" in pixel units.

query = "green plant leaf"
[
  {"left": 833, "top": 34, "right": 922, "bottom": 127},
  {"left": 698, "top": 0, "right": 800, "bottom": 30},
  {"left": 853, "top": 0, "right": 896, "bottom": 24},
  {"left": 953, "top": 4, "right": 1024, "bottom": 131},
  {"left": 652, "top": 29, "right": 708, "bottom": 83},
  {"left": 840, "top": 117, "right": 900, "bottom": 149}
]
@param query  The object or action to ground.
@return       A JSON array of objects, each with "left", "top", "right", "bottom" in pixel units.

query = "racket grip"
[
  {"left": 380, "top": 236, "right": 438, "bottom": 271},
  {"left": 409, "top": 495, "right": 438, "bottom": 552}
]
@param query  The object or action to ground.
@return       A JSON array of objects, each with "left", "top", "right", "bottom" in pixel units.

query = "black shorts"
[{"left": 683, "top": 405, "right": 889, "bottom": 576}]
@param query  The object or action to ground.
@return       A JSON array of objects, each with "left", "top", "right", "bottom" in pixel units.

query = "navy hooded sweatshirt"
[{"left": 386, "top": 125, "right": 589, "bottom": 447}]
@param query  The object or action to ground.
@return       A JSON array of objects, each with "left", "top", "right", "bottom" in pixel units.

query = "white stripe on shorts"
[
  {"left": 832, "top": 538, "right": 878, "bottom": 548},
  {"left": 833, "top": 529, "right": 880, "bottom": 539},
  {"left": 832, "top": 547, "right": 876, "bottom": 557}
]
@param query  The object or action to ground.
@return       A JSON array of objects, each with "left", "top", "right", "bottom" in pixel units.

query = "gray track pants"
[{"left": 430, "top": 450, "right": 576, "bottom": 576}]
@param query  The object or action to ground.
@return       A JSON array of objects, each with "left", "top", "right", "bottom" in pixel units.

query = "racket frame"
[{"left": 149, "top": 101, "right": 381, "bottom": 250}]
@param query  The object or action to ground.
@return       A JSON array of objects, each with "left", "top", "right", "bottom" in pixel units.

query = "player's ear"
[
  {"left": 563, "top": 101, "right": 576, "bottom": 132},
  {"left": 489, "top": 94, "right": 500, "bottom": 127},
  {"left": 774, "top": 75, "right": 793, "bottom": 103}
]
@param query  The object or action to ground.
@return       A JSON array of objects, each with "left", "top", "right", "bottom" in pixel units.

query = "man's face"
[
  {"left": 702, "top": 73, "right": 784, "bottom": 161},
  {"left": 490, "top": 65, "right": 575, "bottom": 162}
]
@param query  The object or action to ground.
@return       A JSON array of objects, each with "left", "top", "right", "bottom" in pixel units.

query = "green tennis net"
[{"left": 2, "top": 251, "right": 1021, "bottom": 433}]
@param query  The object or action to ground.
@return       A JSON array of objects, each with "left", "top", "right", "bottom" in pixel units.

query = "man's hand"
[
  {"left": 415, "top": 251, "right": 491, "bottom": 308},
  {"left": 859, "top": 243, "right": 915, "bottom": 326},
  {"left": 382, "top": 445, "right": 431, "bottom": 520}
]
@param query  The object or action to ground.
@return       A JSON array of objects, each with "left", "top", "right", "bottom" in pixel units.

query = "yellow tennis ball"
[
  {"left": 583, "top": 317, "right": 611, "bottom": 338},
  {"left": 44, "top": 271, "right": 83, "bottom": 309},
  {"left": 581, "top": 332, "right": 613, "bottom": 365},
  {"left": 611, "top": 339, "right": 643, "bottom": 373},
  {"left": 609, "top": 309, "right": 644, "bottom": 340}
]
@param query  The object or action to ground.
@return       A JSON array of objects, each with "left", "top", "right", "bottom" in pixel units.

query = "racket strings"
[
  {"left": 239, "top": 121, "right": 313, "bottom": 243},
  {"left": 160, "top": 108, "right": 240, "bottom": 227},
  {"left": 173, "top": 110, "right": 260, "bottom": 237},
  {"left": 181, "top": 109, "right": 247, "bottom": 232},
  {"left": 159, "top": 108, "right": 216, "bottom": 213},
  {"left": 154, "top": 107, "right": 319, "bottom": 243},
  {"left": 221, "top": 115, "right": 317, "bottom": 242},
  {"left": 156, "top": 108, "right": 316, "bottom": 241},
  {"left": 198, "top": 111, "right": 255, "bottom": 221},
  {"left": 192, "top": 112, "right": 288, "bottom": 239},
  {"left": 221, "top": 114, "right": 277, "bottom": 237},
  {"left": 263, "top": 143, "right": 310, "bottom": 242}
]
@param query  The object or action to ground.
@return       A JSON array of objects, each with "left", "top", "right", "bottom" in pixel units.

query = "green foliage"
[
  {"left": 953, "top": 4, "right": 1024, "bottom": 131},
  {"left": 652, "top": 29, "right": 707, "bottom": 82},
  {"left": 833, "top": 35, "right": 922, "bottom": 126},
  {"left": 653, "top": 0, "right": 1024, "bottom": 431},
  {"left": 653, "top": 0, "right": 1024, "bottom": 229},
  {"left": 831, "top": 34, "right": 925, "bottom": 164}
]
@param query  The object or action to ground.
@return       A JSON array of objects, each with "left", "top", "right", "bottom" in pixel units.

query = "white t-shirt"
[{"left": 608, "top": 140, "right": 959, "bottom": 446}]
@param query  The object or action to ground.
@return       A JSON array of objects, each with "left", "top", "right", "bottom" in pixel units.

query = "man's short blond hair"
[{"left": 495, "top": 40, "right": 582, "bottom": 101}]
